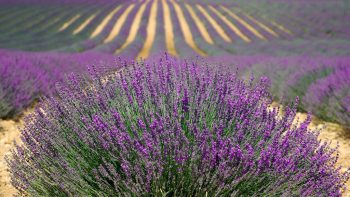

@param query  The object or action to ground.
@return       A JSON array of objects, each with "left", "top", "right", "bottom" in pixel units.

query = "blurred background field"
[
  {"left": 0, "top": 0, "right": 349, "bottom": 196},
  {"left": 0, "top": 0, "right": 349, "bottom": 55}
]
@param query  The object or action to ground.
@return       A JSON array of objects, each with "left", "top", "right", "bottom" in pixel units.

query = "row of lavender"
[
  {"left": 1, "top": 50, "right": 349, "bottom": 129},
  {"left": 174, "top": 0, "right": 350, "bottom": 40},
  {"left": 251, "top": 57, "right": 349, "bottom": 127},
  {"left": 230, "top": 0, "right": 350, "bottom": 40},
  {"left": 207, "top": 55, "right": 350, "bottom": 128},
  {"left": 0, "top": 49, "right": 122, "bottom": 118},
  {"left": 0, "top": 3, "right": 112, "bottom": 51}
]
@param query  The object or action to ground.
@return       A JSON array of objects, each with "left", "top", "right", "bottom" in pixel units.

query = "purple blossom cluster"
[
  {"left": 7, "top": 55, "right": 349, "bottom": 196},
  {"left": 0, "top": 49, "right": 119, "bottom": 118}
]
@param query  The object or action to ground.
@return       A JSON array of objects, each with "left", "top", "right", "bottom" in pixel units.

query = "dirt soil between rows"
[{"left": 0, "top": 111, "right": 349, "bottom": 196}]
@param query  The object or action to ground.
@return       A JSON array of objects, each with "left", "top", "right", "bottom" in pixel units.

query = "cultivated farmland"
[
  {"left": 1, "top": 0, "right": 348, "bottom": 57},
  {"left": 0, "top": 0, "right": 349, "bottom": 196}
]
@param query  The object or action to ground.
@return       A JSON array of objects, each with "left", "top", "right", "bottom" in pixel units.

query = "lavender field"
[{"left": 0, "top": 0, "right": 349, "bottom": 196}]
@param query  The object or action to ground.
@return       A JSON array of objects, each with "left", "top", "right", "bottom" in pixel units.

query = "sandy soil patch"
[{"left": 0, "top": 119, "right": 23, "bottom": 197}]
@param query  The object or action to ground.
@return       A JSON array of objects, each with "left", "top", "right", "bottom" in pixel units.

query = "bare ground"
[
  {"left": 0, "top": 119, "right": 22, "bottom": 197},
  {"left": 0, "top": 111, "right": 349, "bottom": 196}
]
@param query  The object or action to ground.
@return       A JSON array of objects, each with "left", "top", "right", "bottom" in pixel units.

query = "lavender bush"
[{"left": 8, "top": 55, "right": 349, "bottom": 196}]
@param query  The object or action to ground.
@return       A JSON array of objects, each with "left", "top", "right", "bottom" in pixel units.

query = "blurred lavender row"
[
  {"left": 0, "top": 49, "right": 121, "bottom": 118},
  {"left": 205, "top": 55, "right": 350, "bottom": 128}
]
